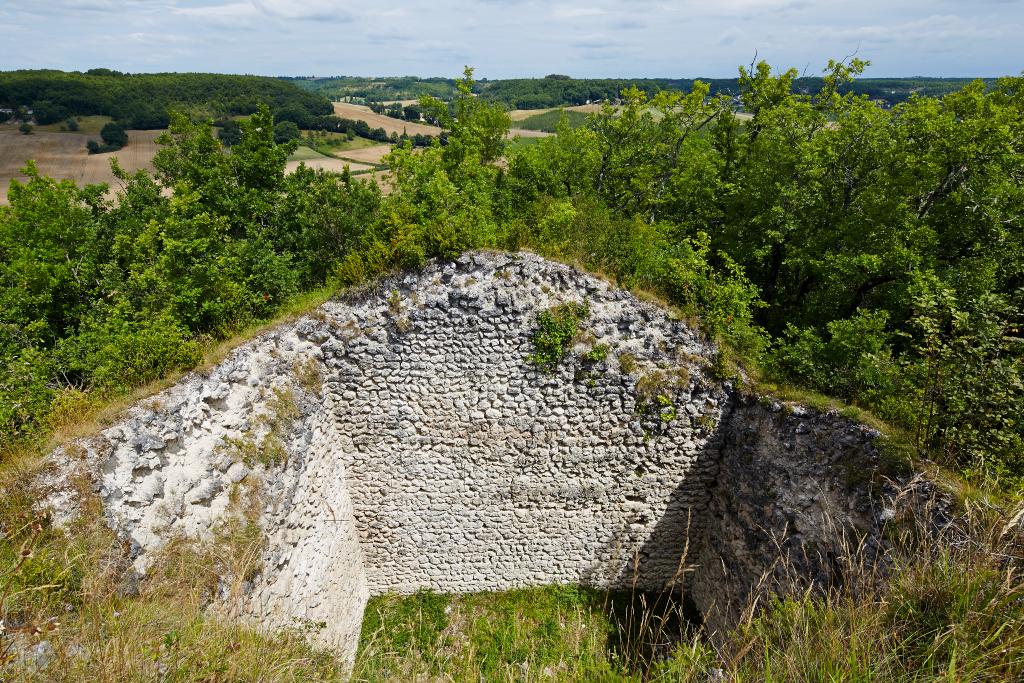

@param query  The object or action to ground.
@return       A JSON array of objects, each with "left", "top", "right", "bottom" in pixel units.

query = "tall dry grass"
[{"left": 2, "top": 442, "right": 1021, "bottom": 682}]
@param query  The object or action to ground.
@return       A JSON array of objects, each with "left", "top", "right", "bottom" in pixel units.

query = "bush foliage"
[{"left": 2, "top": 61, "right": 1022, "bottom": 493}]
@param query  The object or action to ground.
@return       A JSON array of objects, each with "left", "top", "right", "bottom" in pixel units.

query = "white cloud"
[
  {"left": 252, "top": 0, "right": 354, "bottom": 21},
  {"left": 2, "top": 0, "right": 1022, "bottom": 77},
  {"left": 719, "top": 26, "right": 746, "bottom": 46},
  {"left": 552, "top": 6, "right": 608, "bottom": 19}
]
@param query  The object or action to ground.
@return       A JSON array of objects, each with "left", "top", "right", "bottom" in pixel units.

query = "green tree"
[
  {"left": 100, "top": 121, "right": 128, "bottom": 148},
  {"left": 273, "top": 120, "right": 300, "bottom": 144},
  {"left": 30, "top": 100, "right": 69, "bottom": 125},
  {"left": 420, "top": 66, "right": 511, "bottom": 169},
  {"left": 218, "top": 119, "right": 242, "bottom": 146}
]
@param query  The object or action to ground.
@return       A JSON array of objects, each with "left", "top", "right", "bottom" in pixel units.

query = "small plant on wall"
[{"left": 529, "top": 301, "right": 590, "bottom": 373}]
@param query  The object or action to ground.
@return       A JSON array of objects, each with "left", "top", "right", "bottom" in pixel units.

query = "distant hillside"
[
  {"left": 284, "top": 75, "right": 457, "bottom": 103},
  {"left": 475, "top": 75, "right": 994, "bottom": 109},
  {"left": 291, "top": 74, "right": 995, "bottom": 110},
  {"left": 0, "top": 70, "right": 332, "bottom": 129}
]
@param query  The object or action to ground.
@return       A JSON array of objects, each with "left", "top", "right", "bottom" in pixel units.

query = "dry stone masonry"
[{"left": 45, "top": 251, "right": 903, "bottom": 662}]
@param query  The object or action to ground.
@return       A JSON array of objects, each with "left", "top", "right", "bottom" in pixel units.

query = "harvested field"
[
  {"left": 509, "top": 108, "right": 553, "bottom": 121},
  {"left": 378, "top": 99, "right": 420, "bottom": 107},
  {"left": 285, "top": 156, "right": 375, "bottom": 175},
  {"left": 333, "top": 101, "right": 551, "bottom": 141},
  {"left": 2, "top": 128, "right": 381, "bottom": 205},
  {"left": 332, "top": 102, "right": 440, "bottom": 136},
  {"left": 509, "top": 103, "right": 603, "bottom": 120},
  {"left": 565, "top": 103, "right": 604, "bottom": 114},
  {"left": 0, "top": 127, "right": 161, "bottom": 204},
  {"left": 334, "top": 143, "right": 392, "bottom": 165},
  {"left": 507, "top": 128, "right": 553, "bottom": 138}
]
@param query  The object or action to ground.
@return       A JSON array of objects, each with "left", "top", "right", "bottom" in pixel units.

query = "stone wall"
[
  {"left": 45, "top": 251, "right": 899, "bottom": 662},
  {"left": 690, "top": 395, "right": 893, "bottom": 635}
]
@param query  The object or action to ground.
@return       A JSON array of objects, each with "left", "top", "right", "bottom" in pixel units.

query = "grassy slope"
[
  {"left": 513, "top": 109, "right": 589, "bottom": 133},
  {"left": 300, "top": 133, "right": 383, "bottom": 160},
  {"left": 287, "top": 145, "right": 331, "bottom": 162}
]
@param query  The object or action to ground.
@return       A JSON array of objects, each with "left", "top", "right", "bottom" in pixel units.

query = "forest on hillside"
[
  {"left": 1, "top": 58, "right": 1022, "bottom": 680},
  {"left": 0, "top": 70, "right": 332, "bottom": 129},
  {"left": 291, "top": 72, "right": 991, "bottom": 109}
]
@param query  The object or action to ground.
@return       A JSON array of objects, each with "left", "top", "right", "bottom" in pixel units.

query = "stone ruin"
[{"left": 44, "top": 251, "right": 901, "bottom": 663}]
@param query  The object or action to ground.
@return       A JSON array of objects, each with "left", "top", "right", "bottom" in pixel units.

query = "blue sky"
[{"left": 2, "top": 1, "right": 1022, "bottom": 78}]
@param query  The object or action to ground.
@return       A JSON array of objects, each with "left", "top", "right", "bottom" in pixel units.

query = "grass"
[
  {"left": 514, "top": 109, "right": 589, "bottom": 133},
  {"left": 0, "top": 425, "right": 342, "bottom": 681},
  {"left": 5, "top": 116, "right": 115, "bottom": 135},
  {"left": 353, "top": 586, "right": 626, "bottom": 682},
  {"left": 287, "top": 145, "right": 331, "bottom": 162},
  {"left": 299, "top": 133, "right": 383, "bottom": 159}
]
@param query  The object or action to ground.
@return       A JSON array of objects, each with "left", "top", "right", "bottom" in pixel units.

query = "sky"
[{"left": 1, "top": 1, "right": 1022, "bottom": 79}]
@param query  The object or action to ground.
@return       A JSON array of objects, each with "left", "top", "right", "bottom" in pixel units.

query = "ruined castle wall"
[
  {"left": 323, "top": 253, "right": 727, "bottom": 594},
  {"left": 48, "top": 322, "right": 372, "bottom": 662},
  {"left": 45, "top": 251, "right": 896, "bottom": 661},
  {"left": 690, "top": 396, "right": 890, "bottom": 635}
]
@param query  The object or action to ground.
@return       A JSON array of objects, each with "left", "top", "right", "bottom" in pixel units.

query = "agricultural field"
[
  {"left": 30, "top": 115, "right": 114, "bottom": 135},
  {"left": 284, "top": 146, "right": 376, "bottom": 174},
  {"left": 0, "top": 127, "right": 161, "bottom": 204},
  {"left": 513, "top": 109, "right": 589, "bottom": 133},
  {"left": 332, "top": 101, "right": 440, "bottom": 136},
  {"left": 507, "top": 127, "right": 553, "bottom": 139},
  {"left": 509, "top": 103, "right": 604, "bottom": 120},
  {"left": 332, "top": 143, "right": 393, "bottom": 165},
  {"left": 2, "top": 127, "right": 392, "bottom": 205},
  {"left": 333, "top": 100, "right": 552, "bottom": 140},
  {"left": 299, "top": 131, "right": 384, "bottom": 159}
]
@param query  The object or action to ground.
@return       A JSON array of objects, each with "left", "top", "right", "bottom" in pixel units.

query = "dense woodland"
[
  {"left": 476, "top": 74, "right": 994, "bottom": 108},
  {"left": 1, "top": 59, "right": 1023, "bottom": 679},
  {"left": 0, "top": 70, "right": 331, "bottom": 129},
  {"left": 292, "top": 72, "right": 991, "bottom": 109}
]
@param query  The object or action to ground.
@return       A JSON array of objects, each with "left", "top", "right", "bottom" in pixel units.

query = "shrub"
[
  {"left": 58, "top": 315, "right": 204, "bottom": 391},
  {"left": 529, "top": 301, "right": 589, "bottom": 372},
  {"left": 100, "top": 122, "right": 127, "bottom": 148}
]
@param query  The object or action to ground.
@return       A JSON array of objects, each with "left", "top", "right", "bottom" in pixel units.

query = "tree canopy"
[
  {"left": 1, "top": 62, "right": 1021, "bottom": 492},
  {"left": 0, "top": 70, "right": 332, "bottom": 129}
]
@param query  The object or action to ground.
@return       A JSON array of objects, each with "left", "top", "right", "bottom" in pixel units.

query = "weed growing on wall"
[
  {"left": 634, "top": 367, "right": 691, "bottom": 424},
  {"left": 292, "top": 357, "right": 323, "bottom": 396},
  {"left": 529, "top": 301, "right": 590, "bottom": 372},
  {"left": 218, "top": 387, "right": 301, "bottom": 468}
]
